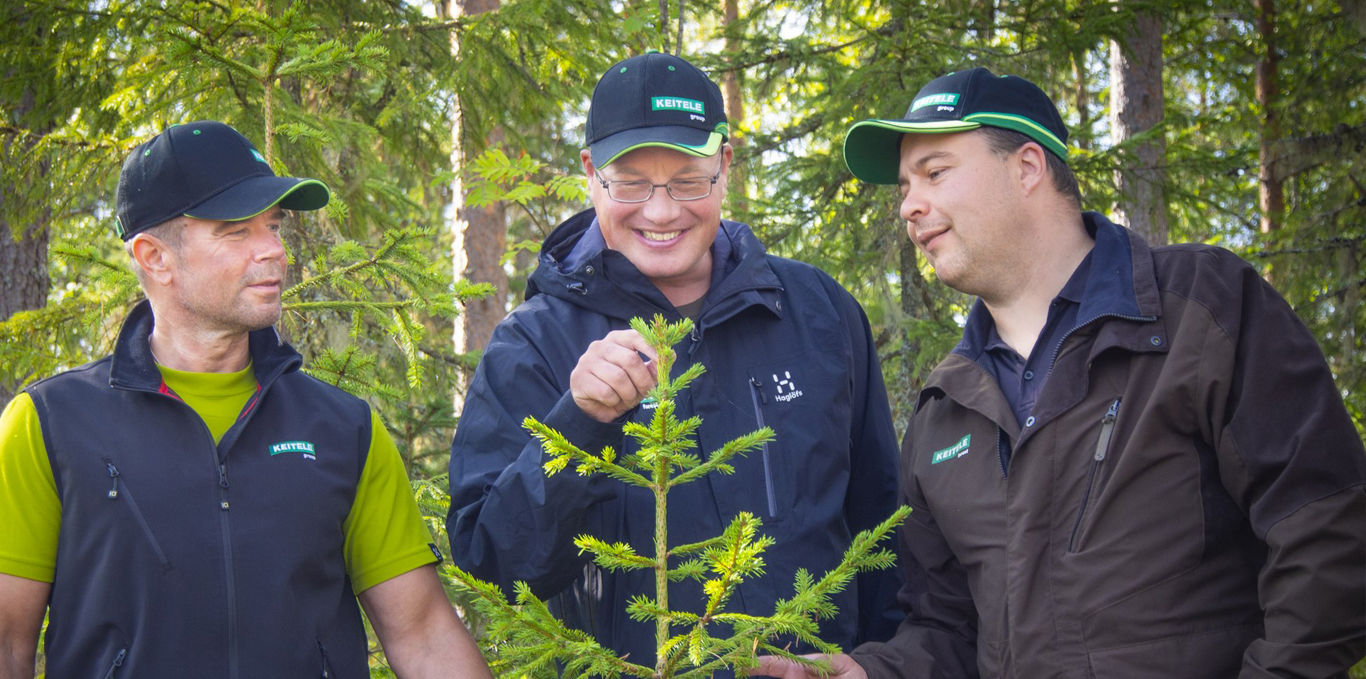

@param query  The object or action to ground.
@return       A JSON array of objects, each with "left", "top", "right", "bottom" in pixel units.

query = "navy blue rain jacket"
[{"left": 447, "top": 209, "right": 903, "bottom": 668}]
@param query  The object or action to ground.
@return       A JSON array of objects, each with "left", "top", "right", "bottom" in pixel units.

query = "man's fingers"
[
  {"left": 611, "top": 344, "right": 659, "bottom": 396},
  {"left": 570, "top": 329, "right": 663, "bottom": 422},
  {"left": 751, "top": 655, "right": 818, "bottom": 679},
  {"left": 603, "top": 329, "right": 659, "bottom": 365},
  {"left": 750, "top": 654, "right": 865, "bottom": 679}
]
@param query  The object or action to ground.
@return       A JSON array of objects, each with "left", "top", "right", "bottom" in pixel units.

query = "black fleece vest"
[{"left": 27, "top": 302, "right": 372, "bottom": 679}]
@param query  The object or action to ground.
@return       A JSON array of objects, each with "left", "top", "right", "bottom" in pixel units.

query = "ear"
[
  {"left": 1014, "top": 141, "right": 1048, "bottom": 197},
  {"left": 130, "top": 233, "right": 177, "bottom": 288},
  {"left": 714, "top": 143, "right": 735, "bottom": 199},
  {"left": 580, "top": 148, "right": 595, "bottom": 178}
]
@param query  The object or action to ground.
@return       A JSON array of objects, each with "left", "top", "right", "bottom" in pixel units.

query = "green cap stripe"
[
  {"left": 964, "top": 112, "right": 1068, "bottom": 158},
  {"left": 183, "top": 179, "right": 330, "bottom": 221},
  {"left": 849, "top": 119, "right": 982, "bottom": 134},
  {"left": 599, "top": 130, "right": 726, "bottom": 167}
]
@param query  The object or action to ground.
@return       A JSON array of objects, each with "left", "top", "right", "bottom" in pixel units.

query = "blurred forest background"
[{"left": 3, "top": 0, "right": 1364, "bottom": 674}]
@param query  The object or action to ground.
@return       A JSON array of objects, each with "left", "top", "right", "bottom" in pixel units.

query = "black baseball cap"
[
  {"left": 843, "top": 67, "right": 1069, "bottom": 185},
  {"left": 585, "top": 52, "right": 729, "bottom": 167},
  {"left": 114, "top": 120, "right": 329, "bottom": 240}
]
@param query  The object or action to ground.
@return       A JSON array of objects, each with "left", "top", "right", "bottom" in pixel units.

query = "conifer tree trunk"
[
  {"left": 1, "top": 83, "right": 51, "bottom": 405},
  {"left": 1256, "top": 0, "right": 1283, "bottom": 233},
  {"left": 1108, "top": 8, "right": 1168, "bottom": 245},
  {"left": 446, "top": 0, "right": 508, "bottom": 411},
  {"left": 722, "top": 0, "right": 748, "bottom": 212},
  {"left": 1071, "top": 50, "right": 1090, "bottom": 151}
]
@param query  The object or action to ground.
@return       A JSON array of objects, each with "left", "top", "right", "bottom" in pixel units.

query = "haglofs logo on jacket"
[
  {"left": 269, "top": 440, "right": 316, "bottom": 460},
  {"left": 931, "top": 434, "right": 971, "bottom": 464},
  {"left": 773, "top": 371, "right": 803, "bottom": 402}
]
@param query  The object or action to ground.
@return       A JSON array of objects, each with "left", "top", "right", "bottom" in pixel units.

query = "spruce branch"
[{"left": 575, "top": 536, "right": 657, "bottom": 571}]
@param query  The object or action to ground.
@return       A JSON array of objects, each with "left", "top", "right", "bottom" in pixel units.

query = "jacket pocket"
[
  {"left": 1068, "top": 398, "right": 1120, "bottom": 553},
  {"left": 102, "top": 647, "right": 127, "bottom": 679},
  {"left": 748, "top": 376, "right": 779, "bottom": 518},
  {"left": 103, "top": 459, "right": 173, "bottom": 571}
]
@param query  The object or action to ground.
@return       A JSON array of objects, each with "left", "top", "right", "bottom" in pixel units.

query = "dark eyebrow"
[{"left": 909, "top": 150, "right": 953, "bottom": 173}]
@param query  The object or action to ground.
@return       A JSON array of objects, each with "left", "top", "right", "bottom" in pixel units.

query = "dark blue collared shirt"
[
  {"left": 981, "top": 252, "right": 1092, "bottom": 426},
  {"left": 953, "top": 214, "right": 1146, "bottom": 445}
]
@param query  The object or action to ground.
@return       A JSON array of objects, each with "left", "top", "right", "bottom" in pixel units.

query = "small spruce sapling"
[{"left": 449, "top": 315, "right": 910, "bottom": 679}]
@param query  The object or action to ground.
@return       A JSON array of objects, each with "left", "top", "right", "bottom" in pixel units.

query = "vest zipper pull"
[
  {"left": 219, "top": 464, "right": 231, "bottom": 511},
  {"left": 106, "top": 462, "right": 120, "bottom": 499}
]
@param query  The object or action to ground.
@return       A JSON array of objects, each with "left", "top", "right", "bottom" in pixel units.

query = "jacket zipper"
[
  {"left": 1068, "top": 398, "right": 1121, "bottom": 552},
  {"left": 115, "top": 362, "right": 290, "bottom": 679},
  {"left": 102, "top": 648, "right": 127, "bottom": 679},
  {"left": 217, "top": 457, "right": 239, "bottom": 679},
  {"left": 104, "top": 461, "right": 172, "bottom": 571},
  {"left": 318, "top": 639, "right": 332, "bottom": 678},
  {"left": 995, "top": 427, "right": 1008, "bottom": 479},
  {"left": 748, "top": 377, "right": 778, "bottom": 517},
  {"left": 1045, "top": 313, "right": 1159, "bottom": 384}
]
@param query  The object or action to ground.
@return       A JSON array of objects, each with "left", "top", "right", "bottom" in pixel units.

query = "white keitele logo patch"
[{"left": 773, "top": 371, "right": 803, "bottom": 402}]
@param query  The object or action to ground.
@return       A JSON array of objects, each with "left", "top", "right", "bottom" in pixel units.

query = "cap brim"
[
  {"left": 183, "top": 175, "right": 330, "bottom": 222},
  {"left": 590, "top": 125, "right": 725, "bottom": 167},
  {"left": 842, "top": 119, "right": 981, "bottom": 185}
]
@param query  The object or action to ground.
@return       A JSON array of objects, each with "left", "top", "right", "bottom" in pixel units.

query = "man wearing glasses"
[{"left": 447, "top": 52, "right": 902, "bottom": 668}]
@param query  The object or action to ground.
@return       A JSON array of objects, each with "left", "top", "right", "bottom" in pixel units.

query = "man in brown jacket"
[{"left": 758, "top": 68, "right": 1366, "bottom": 678}]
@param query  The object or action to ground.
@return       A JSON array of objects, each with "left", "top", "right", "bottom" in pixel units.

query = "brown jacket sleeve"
[
  {"left": 850, "top": 432, "right": 980, "bottom": 679},
  {"left": 1194, "top": 249, "right": 1366, "bottom": 677}
]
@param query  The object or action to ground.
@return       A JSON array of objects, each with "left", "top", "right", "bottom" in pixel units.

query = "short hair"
[
  {"left": 125, "top": 216, "right": 185, "bottom": 287},
  {"left": 977, "top": 126, "right": 1081, "bottom": 208}
]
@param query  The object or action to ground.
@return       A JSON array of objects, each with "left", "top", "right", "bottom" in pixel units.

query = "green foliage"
[
  {"left": 450, "top": 316, "right": 909, "bottom": 678},
  {"left": 8, "top": 0, "right": 1366, "bottom": 673}
]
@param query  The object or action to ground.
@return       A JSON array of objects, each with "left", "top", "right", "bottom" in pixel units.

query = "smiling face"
[
  {"left": 167, "top": 208, "right": 288, "bottom": 333},
  {"left": 582, "top": 145, "right": 730, "bottom": 306},
  {"left": 898, "top": 130, "right": 1030, "bottom": 300}
]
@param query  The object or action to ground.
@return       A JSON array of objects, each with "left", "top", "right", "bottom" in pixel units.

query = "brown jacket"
[{"left": 853, "top": 215, "right": 1366, "bottom": 678}]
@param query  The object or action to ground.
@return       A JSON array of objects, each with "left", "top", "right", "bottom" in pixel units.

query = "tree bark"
[
  {"left": 1071, "top": 50, "right": 1090, "bottom": 151},
  {"left": 722, "top": 0, "right": 748, "bottom": 212},
  {"left": 1, "top": 77, "right": 52, "bottom": 405},
  {"left": 1339, "top": 0, "right": 1366, "bottom": 37},
  {"left": 446, "top": 0, "right": 508, "bottom": 412},
  {"left": 1256, "top": 0, "right": 1283, "bottom": 233},
  {"left": 1108, "top": 8, "right": 1168, "bottom": 245}
]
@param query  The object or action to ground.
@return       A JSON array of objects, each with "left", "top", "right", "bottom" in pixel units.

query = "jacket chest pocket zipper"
[
  {"left": 104, "top": 460, "right": 173, "bottom": 571},
  {"left": 1068, "top": 398, "right": 1121, "bottom": 553},
  {"left": 749, "top": 377, "right": 778, "bottom": 518},
  {"left": 102, "top": 648, "right": 127, "bottom": 679}
]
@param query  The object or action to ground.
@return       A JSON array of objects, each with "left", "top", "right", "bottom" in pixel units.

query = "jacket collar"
[
  {"left": 953, "top": 212, "right": 1149, "bottom": 360},
  {"left": 923, "top": 212, "right": 1167, "bottom": 430},
  {"left": 528, "top": 208, "right": 784, "bottom": 328},
  {"left": 109, "top": 299, "right": 303, "bottom": 393}
]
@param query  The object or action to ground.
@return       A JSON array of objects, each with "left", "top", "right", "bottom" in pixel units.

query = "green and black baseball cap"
[
  {"left": 843, "top": 67, "right": 1069, "bottom": 185},
  {"left": 115, "top": 120, "right": 330, "bottom": 240},
  {"left": 585, "top": 52, "right": 729, "bottom": 167}
]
